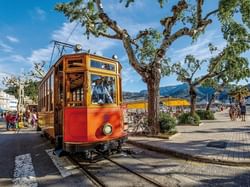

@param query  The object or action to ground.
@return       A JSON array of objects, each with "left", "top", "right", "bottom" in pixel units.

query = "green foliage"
[
  {"left": 24, "top": 80, "right": 39, "bottom": 102},
  {"left": 218, "top": 0, "right": 250, "bottom": 27},
  {"left": 135, "top": 28, "right": 162, "bottom": 63},
  {"left": 177, "top": 112, "right": 200, "bottom": 125},
  {"left": 159, "top": 112, "right": 177, "bottom": 133},
  {"left": 4, "top": 86, "right": 18, "bottom": 99},
  {"left": 196, "top": 110, "right": 215, "bottom": 120},
  {"left": 172, "top": 55, "right": 206, "bottom": 82},
  {"left": 2, "top": 76, "right": 39, "bottom": 102},
  {"left": 55, "top": 0, "right": 107, "bottom": 39}
]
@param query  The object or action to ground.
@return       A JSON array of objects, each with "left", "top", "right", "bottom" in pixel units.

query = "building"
[{"left": 0, "top": 89, "right": 18, "bottom": 111}]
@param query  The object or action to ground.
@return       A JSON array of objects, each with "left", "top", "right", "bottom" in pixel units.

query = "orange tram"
[{"left": 38, "top": 52, "right": 127, "bottom": 158}]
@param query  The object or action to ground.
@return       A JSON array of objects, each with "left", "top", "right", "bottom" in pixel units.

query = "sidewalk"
[{"left": 128, "top": 109, "right": 250, "bottom": 166}]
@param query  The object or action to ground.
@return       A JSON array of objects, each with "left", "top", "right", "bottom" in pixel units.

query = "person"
[
  {"left": 31, "top": 112, "right": 38, "bottom": 128},
  {"left": 240, "top": 100, "right": 246, "bottom": 121},
  {"left": 229, "top": 105, "right": 236, "bottom": 121},
  {"left": 92, "top": 78, "right": 113, "bottom": 104},
  {"left": 5, "top": 111, "right": 11, "bottom": 130}
]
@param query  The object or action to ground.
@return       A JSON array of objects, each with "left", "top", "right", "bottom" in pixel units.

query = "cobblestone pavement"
[
  {"left": 128, "top": 108, "right": 250, "bottom": 165},
  {"left": 127, "top": 144, "right": 250, "bottom": 187}
]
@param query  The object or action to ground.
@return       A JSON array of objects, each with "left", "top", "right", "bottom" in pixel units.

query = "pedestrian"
[
  {"left": 31, "top": 112, "right": 37, "bottom": 128},
  {"left": 240, "top": 103, "right": 246, "bottom": 122},
  {"left": 229, "top": 105, "right": 235, "bottom": 121},
  {"left": 4, "top": 111, "right": 11, "bottom": 130}
]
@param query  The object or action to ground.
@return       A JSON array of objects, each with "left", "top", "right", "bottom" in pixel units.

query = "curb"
[{"left": 127, "top": 140, "right": 250, "bottom": 167}]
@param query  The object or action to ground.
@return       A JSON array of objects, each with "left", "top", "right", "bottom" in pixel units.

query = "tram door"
[{"left": 54, "top": 63, "right": 64, "bottom": 149}]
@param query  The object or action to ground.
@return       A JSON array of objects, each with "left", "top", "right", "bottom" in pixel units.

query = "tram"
[{"left": 38, "top": 52, "right": 127, "bottom": 157}]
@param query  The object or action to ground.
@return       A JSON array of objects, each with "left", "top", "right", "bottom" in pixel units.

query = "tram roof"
[
  {"left": 54, "top": 52, "right": 120, "bottom": 66},
  {"left": 39, "top": 52, "right": 122, "bottom": 86}
]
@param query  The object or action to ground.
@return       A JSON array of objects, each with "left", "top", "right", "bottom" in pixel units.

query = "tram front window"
[
  {"left": 66, "top": 73, "right": 84, "bottom": 106},
  {"left": 91, "top": 75, "right": 116, "bottom": 104}
]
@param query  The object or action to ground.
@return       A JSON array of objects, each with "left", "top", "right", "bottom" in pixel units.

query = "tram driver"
[{"left": 91, "top": 76, "right": 113, "bottom": 104}]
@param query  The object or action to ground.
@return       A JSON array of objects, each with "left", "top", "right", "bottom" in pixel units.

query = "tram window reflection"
[
  {"left": 91, "top": 75, "right": 116, "bottom": 104},
  {"left": 90, "top": 60, "right": 115, "bottom": 71}
]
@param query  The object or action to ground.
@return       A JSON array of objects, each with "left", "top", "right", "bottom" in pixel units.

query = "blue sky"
[{"left": 0, "top": 1, "right": 249, "bottom": 91}]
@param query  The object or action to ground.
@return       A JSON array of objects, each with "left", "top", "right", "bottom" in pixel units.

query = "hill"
[{"left": 124, "top": 83, "right": 228, "bottom": 102}]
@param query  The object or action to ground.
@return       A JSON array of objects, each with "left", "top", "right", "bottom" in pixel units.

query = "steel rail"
[
  {"left": 68, "top": 155, "right": 107, "bottom": 187},
  {"left": 104, "top": 155, "right": 165, "bottom": 187}
]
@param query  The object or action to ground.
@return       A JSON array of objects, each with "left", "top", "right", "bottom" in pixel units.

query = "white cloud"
[
  {"left": 6, "top": 36, "right": 19, "bottom": 43},
  {"left": 0, "top": 41, "right": 13, "bottom": 52},
  {"left": 52, "top": 22, "right": 119, "bottom": 54},
  {"left": 31, "top": 7, "right": 46, "bottom": 21},
  {"left": 171, "top": 30, "right": 226, "bottom": 63},
  {"left": 0, "top": 55, "right": 26, "bottom": 63},
  {"left": 27, "top": 46, "right": 53, "bottom": 65}
]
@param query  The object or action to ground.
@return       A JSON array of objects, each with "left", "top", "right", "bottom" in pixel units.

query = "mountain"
[{"left": 124, "top": 83, "right": 226, "bottom": 101}]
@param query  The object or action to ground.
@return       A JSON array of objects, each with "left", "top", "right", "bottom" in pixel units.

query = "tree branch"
[
  {"left": 95, "top": 0, "right": 145, "bottom": 76},
  {"left": 204, "top": 9, "right": 219, "bottom": 20},
  {"left": 98, "top": 31, "right": 122, "bottom": 39},
  {"left": 196, "top": 0, "right": 204, "bottom": 25},
  {"left": 160, "top": 0, "right": 188, "bottom": 38},
  {"left": 95, "top": 0, "right": 124, "bottom": 37},
  {"left": 154, "top": 0, "right": 213, "bottom": 64}
]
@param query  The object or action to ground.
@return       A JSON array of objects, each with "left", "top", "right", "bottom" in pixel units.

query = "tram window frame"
[
  {"left": 50, "top": 73, "right": 54, "bottom": 111},
  {"left": 90, "top": 74, "right": 116, "bottom": 105},
  {"left": 90, "top": 60, "right": 115, "bottom": 72},
  {"left": 67, "top": 59, "right": 83, "bottom": 69},
  {"left": 47, "top": 78, "right": 50, "bottom": 111},
  {"left": 65, "top": 72, "right": 85, "bottom": 107}
]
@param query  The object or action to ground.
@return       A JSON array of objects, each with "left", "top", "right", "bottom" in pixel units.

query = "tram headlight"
[{"left": 103, "top": 123, "right": 112, "bottom": 135}]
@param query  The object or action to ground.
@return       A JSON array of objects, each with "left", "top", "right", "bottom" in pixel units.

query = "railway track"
[
  {"left": 68, "top": 153, "right": 165, "bottom": 187},
  {"left": 68, "top": 155, "right": 106, "bottom": 187}
]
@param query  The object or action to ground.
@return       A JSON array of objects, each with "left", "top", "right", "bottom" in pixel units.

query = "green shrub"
[
  {"left": 177, "top": 112, "right": 200, "bottom": 125},
  {"left": 159, "top": 112, "right": 177, "bottom": 133},
  {"left": 196, "top": 110, "right": 215, "bottom": 120}
]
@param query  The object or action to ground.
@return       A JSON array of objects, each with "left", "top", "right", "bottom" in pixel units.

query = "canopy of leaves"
[
  {"left": 229, "top": 85, "right": 250, "bottom": 101},
  {"left": 2, "top": 75, "right": 40, "bottom": 102}
]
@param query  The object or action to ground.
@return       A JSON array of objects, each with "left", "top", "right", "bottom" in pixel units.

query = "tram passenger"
[{"left": 92, "top": 77, "right": 113, "bottom": 104}]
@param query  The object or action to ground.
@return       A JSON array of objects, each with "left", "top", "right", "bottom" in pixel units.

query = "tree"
[
  {"left": 172, "top": 0, "right": 250, "bottom": 115},
  {"left": 27, "top": 61, "right": 46, "bottom": 80},
  {"left": 173, "top": 41, "right": 249, "bottom": 115},
  {"left": 56, "top": 0, "right": 219, "bottom": 134},
  {"left": 229, "top": 85, "right": 250, "bottom": 102},
  {"left": 2, "top": 74, "right": 40, "bottom": 103},
  {"left": 56, "top": 0, "right": 250, "bottom": 134},
  {"left": 202, "top": 62, "right": 250, "bottom": 111}
]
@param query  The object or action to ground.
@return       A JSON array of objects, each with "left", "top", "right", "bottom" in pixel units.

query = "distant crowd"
[
  {"left": 1, "top": 110, "right": 38, "bottom": 131},
  {"left": 229, "top": 99, "right": 247, "bottom": 121}
]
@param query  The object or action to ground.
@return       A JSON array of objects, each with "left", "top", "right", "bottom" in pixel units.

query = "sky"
[{"left": 0, "top": 0, "right": 249, "bottom": 92}]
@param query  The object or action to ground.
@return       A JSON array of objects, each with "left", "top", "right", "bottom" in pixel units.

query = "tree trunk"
[
  {"left": 189, "top": 85, "right": 197, "bottom": 116},
  {"left": 206, "top": 94, "right": 215, "bottom": 111},
  {"left": 147, "top": 76, "right": 160, "bottom": 135}
]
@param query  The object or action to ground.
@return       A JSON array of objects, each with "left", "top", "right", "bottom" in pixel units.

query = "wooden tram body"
[{"left": 38, "top": 53, "right": 127, "bottom": 155}]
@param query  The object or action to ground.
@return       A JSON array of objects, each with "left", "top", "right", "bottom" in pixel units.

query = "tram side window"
[
  {"left": 90, "top": 60, "right": 115, "bottom": 71},
  {"left": 50, "top": 73, "right": 54, "bottom": 111},
  {"left": 66, "top": 73, "right": 84, "bottom": 107},
  {"left": 91, "top": 75, "right": 116, "bottom": 104}
]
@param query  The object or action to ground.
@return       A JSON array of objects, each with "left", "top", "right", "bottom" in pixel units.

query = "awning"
[{"left": 124, "top": 98, "right": 190, "bottom": 109}]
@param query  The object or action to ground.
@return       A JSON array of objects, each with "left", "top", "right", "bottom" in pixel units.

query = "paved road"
[
  {"left": 1, "top": 116, "right": 250, "bottom": 187},
  {"left": 0, "top": 120, "right": 92, "bottom": 187}
]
